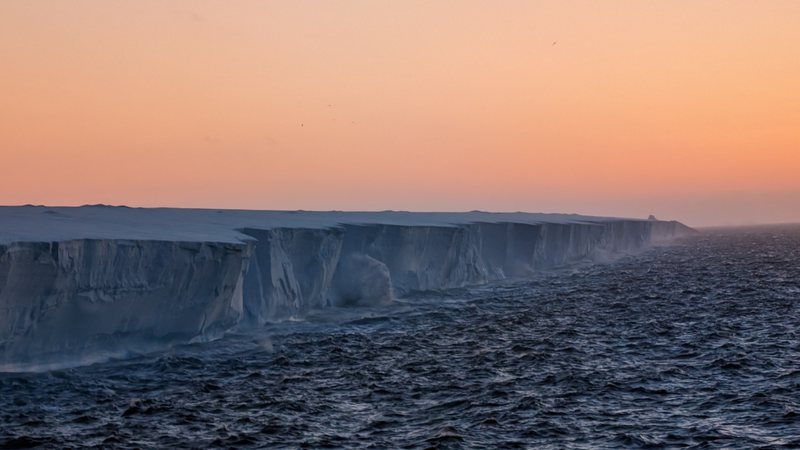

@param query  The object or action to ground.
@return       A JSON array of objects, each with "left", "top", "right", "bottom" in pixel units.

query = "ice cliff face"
[
  {"left": 196, "top": 220, "right": 692, "bottom": 326},
  {"left": 0, "top": 240, "right": 252, "bottom": 368},
  {"left": 0, "top": 212, "right": 693, "bottom": 369},
  {"left": 240, "top": 228, "right": 343, "bottom": 323}
]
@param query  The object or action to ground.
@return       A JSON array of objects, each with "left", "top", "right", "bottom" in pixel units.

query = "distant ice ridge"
[{"left": 0, "top": 207, "right": 694, "bottom": 369}]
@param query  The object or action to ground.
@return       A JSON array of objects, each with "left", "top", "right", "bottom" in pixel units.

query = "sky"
[{"left": 1, "top": 1, "right": 798, "bottom": 227}]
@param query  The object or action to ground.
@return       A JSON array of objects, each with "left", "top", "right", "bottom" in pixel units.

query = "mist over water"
[{"left": 1, "top": 226, "right": 799, "bottom": 448}]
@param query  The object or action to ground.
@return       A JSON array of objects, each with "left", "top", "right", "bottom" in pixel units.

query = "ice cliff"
[{"left": 0, "top": 207, "right": 694, "bottom": 369}]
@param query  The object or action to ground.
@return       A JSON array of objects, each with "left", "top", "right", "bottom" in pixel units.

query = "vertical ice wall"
[
  {"left": 240, "top": 228, "right": 343, "bottom": 324},
  {"left": 0, "top": 240, "right": 252, "bottom": 367},
  {"left": 238, "top": 219, "right": 692, "bottom": 323},
  {"left": 0, "top": 219, "right": 693, "bottom": 367}
]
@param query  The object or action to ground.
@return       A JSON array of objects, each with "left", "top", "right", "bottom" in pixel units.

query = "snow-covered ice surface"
[
  {"left": 1, "top": 205, "right": 631, "bottom": 244},
  {"left": 0, "top": 206, "right": 694, "bottom": 370}
]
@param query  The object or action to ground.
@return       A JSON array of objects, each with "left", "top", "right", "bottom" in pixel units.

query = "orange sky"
[{"left": 1, "top": 1, "right": 798, "bottom": 226}]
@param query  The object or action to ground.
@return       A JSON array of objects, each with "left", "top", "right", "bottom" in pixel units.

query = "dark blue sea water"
[{"left": 1, "top": 225, "right": 799, "bottom": 448}]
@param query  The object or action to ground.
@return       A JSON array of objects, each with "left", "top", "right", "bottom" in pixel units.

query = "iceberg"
[{"left": 0, "top": 206, "right": 694, "bottom": 369}]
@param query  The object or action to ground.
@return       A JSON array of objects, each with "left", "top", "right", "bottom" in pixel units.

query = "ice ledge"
[{"left": 0, "top": 207, "right": 695, "bottom": 369}]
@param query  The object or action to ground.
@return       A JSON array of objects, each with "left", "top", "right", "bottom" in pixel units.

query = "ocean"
[{"left": 1, "top": 225, "right": 798, "bottom": 448}]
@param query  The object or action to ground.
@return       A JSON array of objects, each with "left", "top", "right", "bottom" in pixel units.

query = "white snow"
[{"left": 0, "top": 205, "right": 627, "bottom": 244}]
